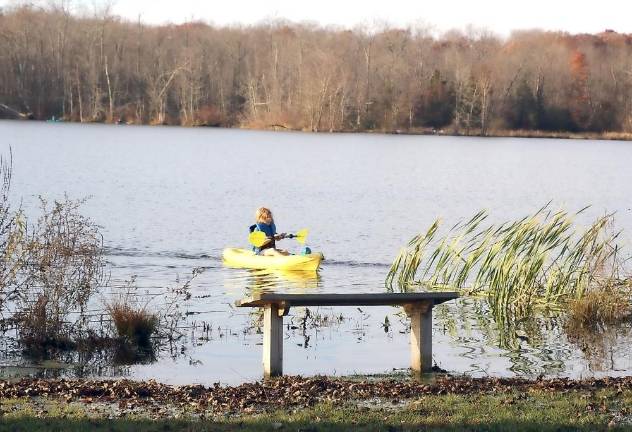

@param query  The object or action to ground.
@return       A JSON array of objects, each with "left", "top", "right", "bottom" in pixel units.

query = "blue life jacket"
[{"left": 250, "top": 222, "right": 276, "bottom": 254}]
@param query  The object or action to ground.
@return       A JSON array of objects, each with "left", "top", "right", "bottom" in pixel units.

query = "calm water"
[{"left": 1, "top": 120, "right": 632, "bottom": 384}]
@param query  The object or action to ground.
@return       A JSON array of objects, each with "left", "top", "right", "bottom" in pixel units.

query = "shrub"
[
  {"left": 193, "top": 105, "right": 225, "bottom": 127},
  {"left": 0, "top": 149, "right": 26, "bottom": 315},
  {"left": 17, "top": 294, "right": 75, "bottom": 355},
  {"left": 17, "top": 196, "right": 104, "bottom": 350}
]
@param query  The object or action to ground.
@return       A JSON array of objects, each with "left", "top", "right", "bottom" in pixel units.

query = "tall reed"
[{"left": 387, "top": 206, "right": 622, "bottom": 316}]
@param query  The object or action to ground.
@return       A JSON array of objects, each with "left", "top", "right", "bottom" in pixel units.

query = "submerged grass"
[{"left": 387, "top": 206, "right": 629, "bottom": 319}]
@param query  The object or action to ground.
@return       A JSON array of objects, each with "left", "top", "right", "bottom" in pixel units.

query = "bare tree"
[{"left": 1, "top": 5, "right": 631, "bottom": 134}]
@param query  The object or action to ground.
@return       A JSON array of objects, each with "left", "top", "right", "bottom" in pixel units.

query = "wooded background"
[{"left": 1, "top": 5, "right": 631, "bottom": 134}]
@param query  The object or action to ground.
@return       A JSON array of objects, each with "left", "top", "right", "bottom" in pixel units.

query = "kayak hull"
[{"left": 222, "top": 248, "right": 323, "bottom": 271}]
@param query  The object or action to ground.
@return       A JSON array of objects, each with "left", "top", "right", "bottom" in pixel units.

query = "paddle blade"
[
  {"left": 248, "top": 230, "right": 267, "bottom": 247},
  {"left": 294, "top": 228, "right": 309, "bottom": 245}
]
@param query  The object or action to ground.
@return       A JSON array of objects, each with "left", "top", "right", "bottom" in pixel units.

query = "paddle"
[
  {"left": 288, "top": 228, "right": 309, "bottom": 245},
  {"left": 248, "top": 228, "right": 309, "bottom": 247}
]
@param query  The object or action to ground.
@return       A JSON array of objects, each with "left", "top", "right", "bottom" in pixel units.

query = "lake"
[{"left": 1, "top": 120, "right": 632, "bottom": 385}]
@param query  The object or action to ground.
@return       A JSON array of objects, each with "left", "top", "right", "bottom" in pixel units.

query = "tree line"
[{"left": 1, "top": 4, "right": 631, "bottom": 134}]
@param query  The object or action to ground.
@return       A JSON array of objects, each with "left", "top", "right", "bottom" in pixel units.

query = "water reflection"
[
  {"left": 565, "top": 321, "right": 632, "bottom": 373},
  {"left": 224, "top": 268, "right": 322, "bottom": 295},
  {"left": 434, "top": 297, "right": 632, "bottom": 378},
  {"left": 0, "top": 341, "right": 141, "bottom": 380}
]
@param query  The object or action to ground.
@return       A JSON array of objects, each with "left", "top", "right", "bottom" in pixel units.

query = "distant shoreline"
[{"left": 3, "top": 118, "right": 632, "bottom": 142}]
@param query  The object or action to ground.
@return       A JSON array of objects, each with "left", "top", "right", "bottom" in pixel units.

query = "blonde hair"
[{"left": 255, "top": 207, "right": 273, "bottom": 224}]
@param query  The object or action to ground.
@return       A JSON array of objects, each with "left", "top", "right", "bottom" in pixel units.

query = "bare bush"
[
  {"left": 158, "top": 267, "right": 206, "bottom": 341},
  {"left": 192, "top": 105, "right": 225, "bottom": 127},
  {"left": 0, "top": 149, "right": 26, "bottom": 316},
  {"left": 17, "top": 196, "right": 105, "bottom": 349}
]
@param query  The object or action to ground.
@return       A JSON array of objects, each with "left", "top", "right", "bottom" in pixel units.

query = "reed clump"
[
  {"left": 566, "top": 281, "right": 631, "bottom": 328},
  {"left": 107, "top": 300, "right": 158, "bottom": 346},
  {"left": 387, "top": 206, "right": 629, "bottom": 319}
]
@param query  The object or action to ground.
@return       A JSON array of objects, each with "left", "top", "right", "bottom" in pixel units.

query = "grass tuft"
[{"left": 106, "top": 300, "right": 158, "bottom": 346}]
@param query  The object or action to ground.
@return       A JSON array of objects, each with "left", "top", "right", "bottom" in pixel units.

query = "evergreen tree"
[
  {"left": 413, "top": 70, "right": 455, "bottom": 129},
  {"left": 504, "top": 78, "right": 537, "bottom": 129}
]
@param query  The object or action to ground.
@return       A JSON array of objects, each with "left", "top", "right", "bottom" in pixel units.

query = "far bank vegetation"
[{"left": 1, "top": 5, "right": 632, "bottom": 137}]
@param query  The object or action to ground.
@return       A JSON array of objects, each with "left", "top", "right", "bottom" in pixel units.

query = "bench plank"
[{"left": 236, "top": 292, "right": 459, "bottom": 308}]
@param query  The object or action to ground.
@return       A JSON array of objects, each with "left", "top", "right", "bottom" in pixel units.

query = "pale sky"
[{"left": 3, "top": 0, "right": 632, "bottom": 35}]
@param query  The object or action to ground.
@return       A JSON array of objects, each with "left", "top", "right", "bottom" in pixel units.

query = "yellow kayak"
[{"left": 222, "top": 248, "right": 323, "bottom": 271}]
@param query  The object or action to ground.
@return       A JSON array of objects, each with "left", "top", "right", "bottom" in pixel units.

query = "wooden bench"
[{"left": 236, "top": 292, "right": 459, "bottom": 378}]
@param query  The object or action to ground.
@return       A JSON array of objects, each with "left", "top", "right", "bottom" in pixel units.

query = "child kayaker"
[{"left": 253, "top": 207, "right": 289, "bottom": 256}]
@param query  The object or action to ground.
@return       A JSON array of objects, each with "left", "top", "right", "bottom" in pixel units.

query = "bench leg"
[
  {"left": 263, "top": 304, "right": 283, "bottom": 378},
  {"left": 405, "top": 302, "right": 433, "bottom": 374}
]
